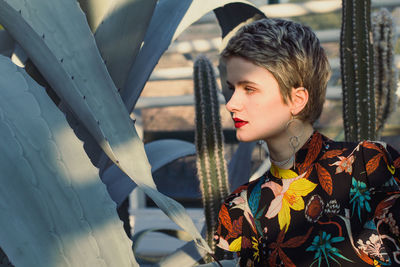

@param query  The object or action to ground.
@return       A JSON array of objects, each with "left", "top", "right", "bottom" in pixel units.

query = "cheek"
[{"left": 256, "top": 97, "right": 286, "bottom": 112}]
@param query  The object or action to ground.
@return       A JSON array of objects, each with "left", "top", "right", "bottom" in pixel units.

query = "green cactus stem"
[
  {"left": 373, "top": 8, "right": 398, "bottom": 139},
  {"left": 340, "top": 0, "right": 375, "bottom": 142},
  {"left": 193, "top": 55, "right": 229, "bottom": 258}
]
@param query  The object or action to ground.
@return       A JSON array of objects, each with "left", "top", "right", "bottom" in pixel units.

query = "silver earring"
[
  {"left": 285, "top": 114, "right": 304, "bottom": 167},
  {"left": 257, "top": 140, "right": 265, "bottom": 161}
]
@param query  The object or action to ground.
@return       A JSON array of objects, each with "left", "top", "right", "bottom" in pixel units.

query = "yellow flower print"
[
  {"left": 265, "top": 170, "right": 317, "bottom": 232},
  {"left": 229, "top": 236, "right": 242, "bottom": 252},
  {"left": 270, "top": 164, "right": 298, "bottom": 179}
]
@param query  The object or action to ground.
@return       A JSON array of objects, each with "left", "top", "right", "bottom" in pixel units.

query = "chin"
[{"left": 236, "top": 134, "right": 257, "bottom": 143}]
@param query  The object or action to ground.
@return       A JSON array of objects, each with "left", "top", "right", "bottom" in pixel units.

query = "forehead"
[{"left": 226, "top": 57, "right": 277, "bottom": 85}]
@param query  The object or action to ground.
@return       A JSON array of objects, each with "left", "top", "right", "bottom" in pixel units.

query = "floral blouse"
[{"left": 215, "top": 131, "right": 400, "bottom": 266}]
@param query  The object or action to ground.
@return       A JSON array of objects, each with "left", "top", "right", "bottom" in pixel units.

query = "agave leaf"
[
  {"left": 132, "top": 228, "right": 193, "bottom": 256},
  {"left": 10, "top": 43, "right": 27, "bottom": 67},
  {"left": 77, "top": 0, "right": 111, "bottom": 31},
  {"left": 0, "top": 29, "right": 13, "bottom": 57},
  {"left": 214, "top": 2, "right": 266, "bottom": 40},
  {"left": 145, "top": 139, "right": 196, "bottom": 173},
  {"left": 102, "top": 139, "right": 196, "bottom": 206},
  {"left": 0, "top": 55, "right": 137, "bottom": 266},
  {"left": 94, "top": 0, "right": 157, "bottom": 91},
  {"left": 65, "top": 0, "right": 157, "bottom": 169},
  {"left": 156, "top": 240, "right": 207, "bottom": 267},
  {"left": 122, "top": 0, "right": 258, "bottom": 113},
  {"left": 132, "top": 228, "right": 194, "bottom": 265},
  {"left": 0, "top": 0, "right": 210, "bottom": 253}
]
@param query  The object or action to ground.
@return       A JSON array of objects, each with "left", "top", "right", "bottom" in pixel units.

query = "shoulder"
[{"left": 322, "top": 138, "right": 396, "bottom": 161}]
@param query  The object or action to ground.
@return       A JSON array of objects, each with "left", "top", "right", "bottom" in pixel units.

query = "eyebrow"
[{"left": 226, "top": 80, "right": 259, "bottom": 87}]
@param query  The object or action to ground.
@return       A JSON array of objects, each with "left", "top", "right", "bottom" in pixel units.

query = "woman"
[{"left": 214, "top": 18, "right": 400, "bottom": 266}]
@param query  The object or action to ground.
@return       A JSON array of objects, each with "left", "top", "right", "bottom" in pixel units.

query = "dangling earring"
[
  {"left": 257, "top": 140, "right": 265, "bottom": 161},
  {"left": 285, "top": 113, "right": 304, "bottom": 167}
]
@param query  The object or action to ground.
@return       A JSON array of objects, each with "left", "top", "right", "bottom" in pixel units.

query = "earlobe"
[{"left": 290, "top": 87, "right": 309, "bottom": 115}]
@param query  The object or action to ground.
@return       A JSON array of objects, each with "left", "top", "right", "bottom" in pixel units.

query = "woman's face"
[{"left": 225, "top": 56, "right": 293, "bottom": 142}]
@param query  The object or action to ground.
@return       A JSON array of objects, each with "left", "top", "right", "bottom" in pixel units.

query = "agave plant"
[{"left": 0, "top": 0, "right": 265, "bottom": 266}]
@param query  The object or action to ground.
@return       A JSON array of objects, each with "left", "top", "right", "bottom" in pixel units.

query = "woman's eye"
[
  {"left": 227, "top": 86, "right": 235, "bottom": 91},
  {"left": 245, "top": 87, "right": 255, "bottom": 93}
]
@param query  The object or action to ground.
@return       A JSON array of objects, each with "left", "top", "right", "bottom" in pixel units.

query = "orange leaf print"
[
  {"left": 362, "top": 142, "right": 389, "bottom": 165},
  {"left": 366, "top": 153, "right": 383, "bottom": 176},
  {"left": 316, "top": 163, "right": 333, "bottom": 195},
  {"left": 320, "top": 149, "right": 347, "bottom": 160},
  {"left": 303, "top": 133, "right": 322, "bottom": 168},
  {"left": 358, "top": 250, "right": 374, "bottom": 265},
  {"left": 227, "top": 216, "right": 243, "bottom": 239},
  {"left": 282, "top": 227, "right": 313, "bottom": 248},
  {"left": 269, "top": 227, "right": 313, "bottom": 267},
  {"left": 279, "top": 249, "right": 296, "bottom": 267},
  {"left": 374, "top": 197, "right": 395, "bottom": 218},
  {"left": 394, "top": 157, "right": 400, "bottom": 168},
  {"left": 362, "top": 141, "right": 381, "bottom": 151},
  {"left": 219, "top": 204, "right": 233, "bottom": 233},
  {"left": 303, "top": 165, "right": 314, "bottom": 180}
]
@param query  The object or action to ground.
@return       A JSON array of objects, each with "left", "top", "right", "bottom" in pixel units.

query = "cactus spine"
[
  {"left": 194, "top": 55, "right": 229, "bottom": 257},
  {"left": 340, "top": 0, "right": 375, "bottom": 142},
  {"left": 373, "top": 8, "right": 398, "bottom": 139}
]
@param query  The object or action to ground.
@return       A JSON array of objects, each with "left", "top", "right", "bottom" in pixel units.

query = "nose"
[{"left": 225, "top": 90, "right": 242, "bottom": 113}]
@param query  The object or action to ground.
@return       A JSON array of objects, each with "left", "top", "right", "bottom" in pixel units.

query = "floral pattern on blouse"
[{"left": 215, "top": 132, "right": 400, "bottom": 266}]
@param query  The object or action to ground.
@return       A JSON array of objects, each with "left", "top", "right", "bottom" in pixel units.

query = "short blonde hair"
[{"left": 221, "top": 18, "right": 331, "bottom": 124}]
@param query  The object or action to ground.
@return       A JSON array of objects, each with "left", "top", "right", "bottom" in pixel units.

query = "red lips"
[{"left": 233, "top": 118, "right": 248, "bottom": 128}]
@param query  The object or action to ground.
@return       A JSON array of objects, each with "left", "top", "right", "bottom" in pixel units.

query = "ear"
[{"left": 289, "top": 87, "right": 309, "bottom": 116}]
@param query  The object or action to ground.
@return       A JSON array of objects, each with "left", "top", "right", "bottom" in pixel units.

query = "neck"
[{"left": 266, "top": 123, "right": 314, "bottom": 169}]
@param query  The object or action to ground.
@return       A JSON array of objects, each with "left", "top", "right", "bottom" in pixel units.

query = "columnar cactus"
[
  {"left": 340, "top": 0, "right": 375, "bottom": 142},
  {"left": 193, "top": 55, "right": 229, "bottom": 256},
  {"left": 373, "top": 8, "right": 398, "bottom": 139}
]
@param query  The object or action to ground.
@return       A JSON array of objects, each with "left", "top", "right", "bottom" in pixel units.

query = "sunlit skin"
[{"left": 225, "top": 56, "right": 314, "bottom": 166}]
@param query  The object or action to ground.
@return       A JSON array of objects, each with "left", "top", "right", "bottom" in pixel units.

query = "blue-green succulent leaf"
[
  {"left": 94, "top": 0, "right": 157, "bottom": 91},
  {"left": 102, "top": 139, "right": 196, "bottom": 206},
  {"left": 0, "top": 55, "right": 138, "bottom": 267},
  {"left": 0, "top": 0, "right": 210, "bottom": 254},
  {"left": 0, "top": 29, "right": 13, "bottom": 57}
]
